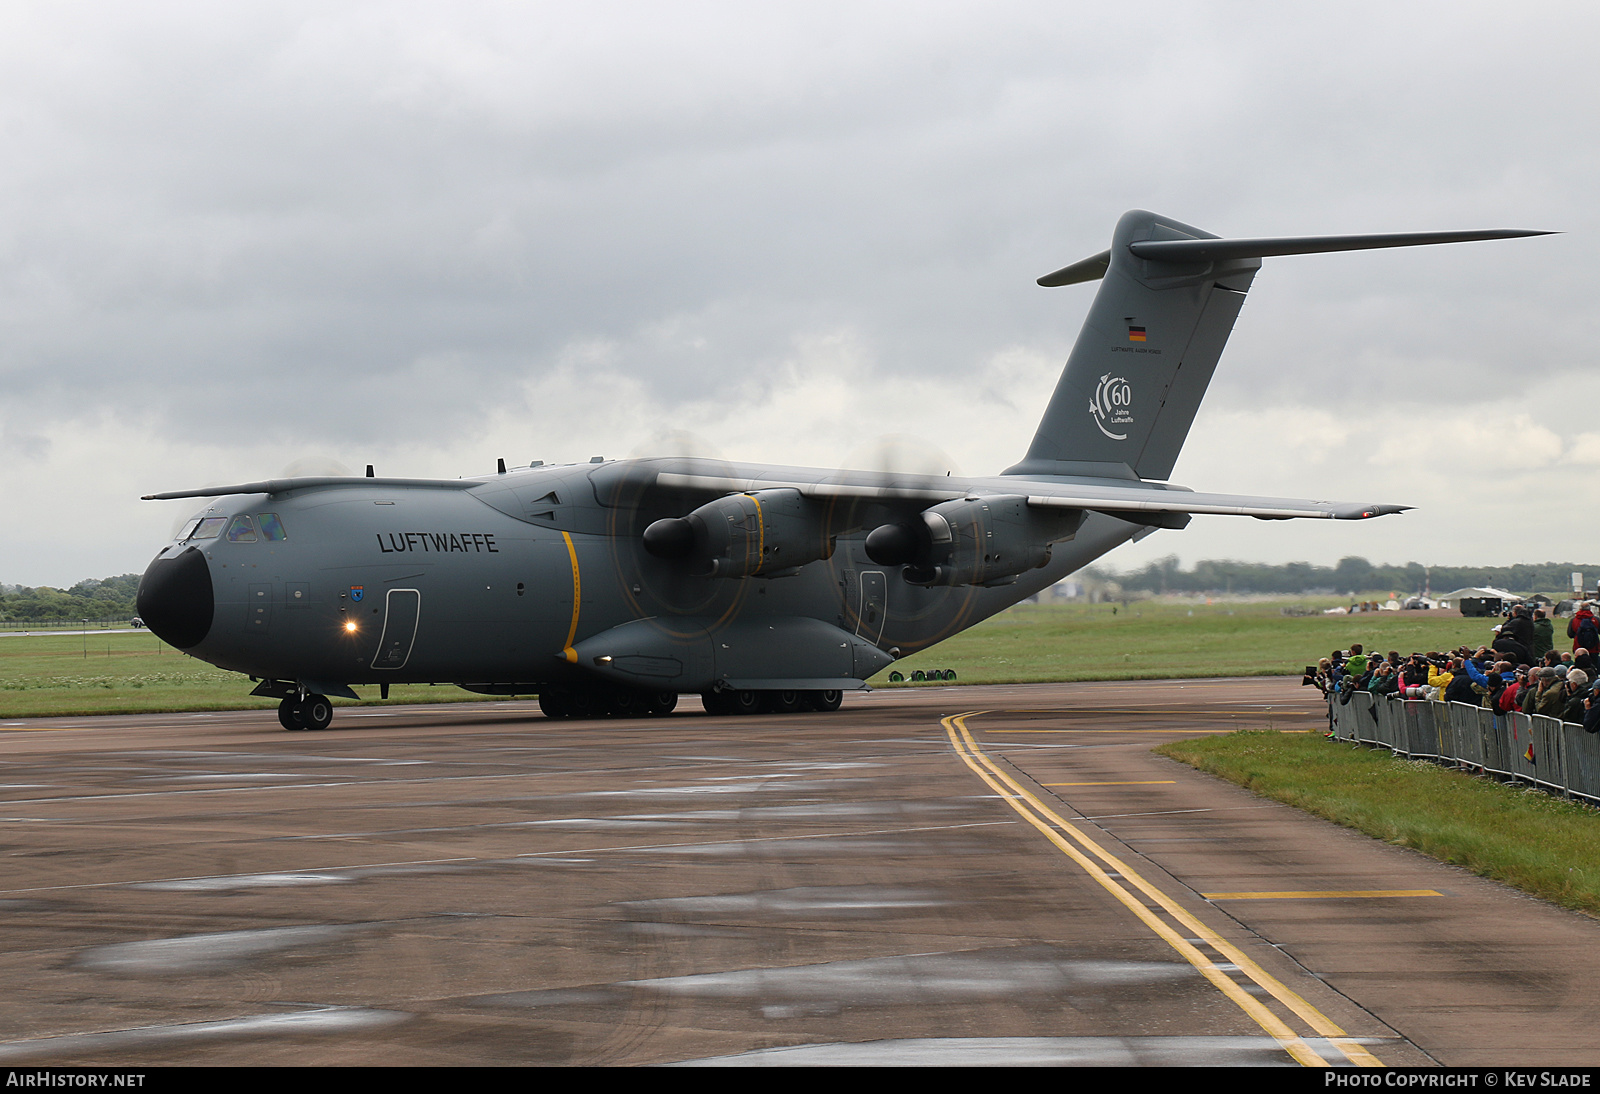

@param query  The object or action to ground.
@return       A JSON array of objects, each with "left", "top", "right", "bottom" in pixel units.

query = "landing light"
[{"left": 344, "top": 621, "right": 358, "bottom": 633}]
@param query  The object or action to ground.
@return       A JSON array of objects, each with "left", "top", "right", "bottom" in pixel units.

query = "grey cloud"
[{"left": 1, "top": 2, "right": 1596, "bottom": 580}]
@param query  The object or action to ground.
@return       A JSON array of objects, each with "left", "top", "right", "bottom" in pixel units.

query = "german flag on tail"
[{"left": 1127, "top": 325, "right": 1146, "bottom": 342}]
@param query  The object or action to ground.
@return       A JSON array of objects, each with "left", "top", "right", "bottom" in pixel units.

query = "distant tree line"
[
  {"left": 0, "top": 575, "right": 141, "bottom": 622},
  {"left": 6, "top": 560, "right": 1592, "bottom": 621},
  {"left": 1080, "top": 557, "right": 1598, "bottom": 597}
]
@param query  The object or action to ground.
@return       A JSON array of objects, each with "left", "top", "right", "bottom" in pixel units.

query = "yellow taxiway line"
[{"left": 943, "top": 710, "right": 1383, "bottom": 1069}]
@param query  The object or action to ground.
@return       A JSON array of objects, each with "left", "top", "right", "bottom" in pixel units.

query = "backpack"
[{"left": 1578, "top": 617, "right": 1598, "bottom": 649}]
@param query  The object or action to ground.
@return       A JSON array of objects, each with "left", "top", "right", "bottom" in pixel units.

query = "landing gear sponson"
[
  {"left": 539, "top": 684, "right": 843, "bottom": 719},
  {"left": 254, "top": 680, "right": 845, "bottom": 729}
]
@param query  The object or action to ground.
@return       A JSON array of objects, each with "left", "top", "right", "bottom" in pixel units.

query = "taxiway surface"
[{"left": 1, "top": 679, "right": 1596, "bottom": 1066}]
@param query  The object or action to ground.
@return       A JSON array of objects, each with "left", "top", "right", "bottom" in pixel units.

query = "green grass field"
[
  {"left": 1157, "top": 731, "right": 1600, "bottom": 915},
  {"left": 0, "top": 631, "right": 507, "bottom": 718},
  {"left": 873, "top": 597, "right": 1502, "bottom": 685},
  {"left": 0, "top": 598, "right": 1507, "bottom": 718}
]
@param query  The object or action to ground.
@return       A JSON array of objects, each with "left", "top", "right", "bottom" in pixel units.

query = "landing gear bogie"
[
  {"left": 700, "top": 687, "right": 845, "bottom": 716},
  {"left": 804, "top": 689, "right": 843, "bottom": 712},
  {"left": 763, "top": 689, "right": 805, "bottom": 714}
]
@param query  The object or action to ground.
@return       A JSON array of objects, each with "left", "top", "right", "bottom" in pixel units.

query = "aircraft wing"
[
  {"left": 141, "top": 476, "right": 478, "bottom": 501},
  {"left": 653, "top": 471, "right": 1407, "bottom": 521},
  {"left": 1018, "top": 487, "right": 1406, "bottom": 521}
]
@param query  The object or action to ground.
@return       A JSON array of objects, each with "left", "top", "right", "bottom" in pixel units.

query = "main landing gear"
[
  {"left": 700, "top": 688, "right": 843, "bottom": 716},
  {"left": 278, "top": 693, "right": 333, "bottom": 731}
]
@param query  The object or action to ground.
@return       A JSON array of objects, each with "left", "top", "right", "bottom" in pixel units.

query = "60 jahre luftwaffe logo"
[{"left": 1090, "top": 373, "right": 1133, "bottom": 440}]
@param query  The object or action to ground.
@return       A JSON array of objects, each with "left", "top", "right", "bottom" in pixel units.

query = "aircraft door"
[
  {"left": 372, "top": 589, "right": 421, "bottom": 671},
  {"left": 857, "top": 570, "right": 887, "bottom": 645}
]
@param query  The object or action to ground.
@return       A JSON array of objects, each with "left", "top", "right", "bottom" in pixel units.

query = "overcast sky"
[{"left": 2, "top": 2, "right": 1595, "bottom": 587}]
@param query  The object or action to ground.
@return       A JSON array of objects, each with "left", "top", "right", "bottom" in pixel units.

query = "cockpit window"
[
  {"left": 190, "top": 517, "right": 227, "bottom": 540},
  {"left": 257, "top": 513, "right": 287, "bottom": 541},
  {"left": 226, "top": 515, "right": 258, "bottom": 543},
  {"left": 176, "top": 518, "right": 204, "bottom": 541}
]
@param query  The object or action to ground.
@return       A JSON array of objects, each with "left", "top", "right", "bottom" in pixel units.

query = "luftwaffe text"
[{"left": 376, "top": 532, "right": 499, "bottom": 554}]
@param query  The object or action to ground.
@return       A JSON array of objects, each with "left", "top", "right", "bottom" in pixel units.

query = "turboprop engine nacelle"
[
  {"left": 643, "top": 488, "right": 834, "bottom": 578},
  {"left": 864, "top": 494, "right": 1083, "bottom": 587}
]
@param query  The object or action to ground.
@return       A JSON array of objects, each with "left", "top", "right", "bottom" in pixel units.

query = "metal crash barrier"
[{"left": 1326, "top": 694, "right": 1600, "bottom": 805}]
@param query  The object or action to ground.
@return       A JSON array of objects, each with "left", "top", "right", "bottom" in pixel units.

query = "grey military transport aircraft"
[{"left": 135, "top": 210, "right": 1548, "bottom": 730}]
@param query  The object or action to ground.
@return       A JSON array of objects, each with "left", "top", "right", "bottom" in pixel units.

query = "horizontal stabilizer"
[
  {"left": 1037, "top": 227, "right": 1552, "bottom": 287},
  {"left": 1037, "top": 249, "right": 1112, "bottom": 287},
  {"left": 1126, "top": 228, "right": 1553, "bottom": 265}
]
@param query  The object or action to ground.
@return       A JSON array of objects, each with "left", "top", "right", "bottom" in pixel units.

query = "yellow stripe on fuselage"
[{"left": 561, "top": 531, "right": 581, "bottom": 655}]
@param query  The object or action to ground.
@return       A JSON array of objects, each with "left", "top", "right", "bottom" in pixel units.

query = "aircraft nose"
[{"left": 136, "top": 546, "right": 214, "bottom": 649}]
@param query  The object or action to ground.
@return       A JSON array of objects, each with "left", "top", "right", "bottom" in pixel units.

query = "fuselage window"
[
  {"left": 226, "top": 515, "right": 258, "bottom": 543},
  {"left": 257, "top": 513, "right": 288, "bottom": 542},
  {"left": 190, "top": 517, "right": 227, "bottom": 540}
]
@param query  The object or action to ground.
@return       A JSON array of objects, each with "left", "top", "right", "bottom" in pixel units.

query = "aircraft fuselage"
[{"left": 139, "top": 457, "right": 1143, "bottom": 696}]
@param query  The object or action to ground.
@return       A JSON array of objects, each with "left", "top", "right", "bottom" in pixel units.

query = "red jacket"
[{"left": 1569, "top": 609, "right": 1600, "bottom": 654}]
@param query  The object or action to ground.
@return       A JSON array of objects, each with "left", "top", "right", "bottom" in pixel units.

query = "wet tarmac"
[{"left": 0, "top": 680, "right": 1596, "bottom": 1066}]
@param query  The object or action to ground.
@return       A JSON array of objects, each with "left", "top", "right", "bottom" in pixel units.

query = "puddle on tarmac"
[
  {"left": 670, "top": 1035, "right": 1297, "bottom": 1067},
  {"left": 620, "top": 801, "right": 969, "bottom": 822},
  {"left": 571, "top": 781, "right": 849, "bottom": 799},
  {"left": 0, "top": 1007, "right": 408, "bottom": 1061},
  {"left": 134, "top": 872, "right": 355, "bottom": 891},
  {"left": 631, "top": 835, "right": 979, "bottom": 857},
  {"left": 76, "top": 923, "right": 368, "bottom": 973},
  {"left": 620, "top": 946, "right": 1193, "bottom": 1003},
  {"left": 129, "top": 862, "right": 474, "bottom": 892},
  {"left": 478, "top": 945, "right": 1193, "bottom": 1012},
  {"left": 615, "top": 885, "right": 947, "bottom": 919},
  {"left": 610, "top": 922, "right": 749, "bottom": 939}
]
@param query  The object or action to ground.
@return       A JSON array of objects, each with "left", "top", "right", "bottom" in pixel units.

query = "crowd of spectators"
[{"left": 1310, "top": 602, "right": 1600, "bottom": 733}]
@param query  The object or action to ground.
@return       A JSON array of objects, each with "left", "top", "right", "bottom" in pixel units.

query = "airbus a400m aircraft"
[{"left": 136, "top": 210, "right": 1547, "bottom": 730}]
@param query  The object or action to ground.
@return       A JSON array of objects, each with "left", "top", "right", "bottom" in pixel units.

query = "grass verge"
[
  {"left": 1157, "top": 731, "right": 1600, "bottom": 916},
  {"left": 873, "top": 597, "right": 1504, "bottom": 686},
  {"left": 0, "top": 632, "right": 521, "bottom": 718}
]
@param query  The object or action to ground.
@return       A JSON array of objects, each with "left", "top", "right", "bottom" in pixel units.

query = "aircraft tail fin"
[{"left": 1005, "top": 210, "right": 1551, "bottom": 482}]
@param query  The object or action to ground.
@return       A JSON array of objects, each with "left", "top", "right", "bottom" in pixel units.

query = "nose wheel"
[{"left": 277, "top": 694, "right": 334, "bottom": 731}]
